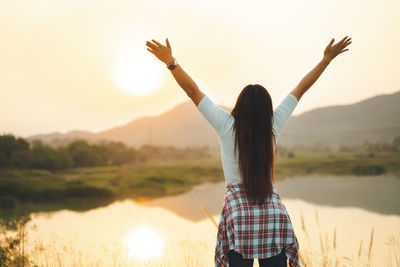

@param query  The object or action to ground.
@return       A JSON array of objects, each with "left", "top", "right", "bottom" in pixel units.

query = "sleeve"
[
  {"left": 196, "top": 94, "right": 233, "bottom": 137},
  {"left": 272, "top": 93, "right": 298, "bottom": 142}
]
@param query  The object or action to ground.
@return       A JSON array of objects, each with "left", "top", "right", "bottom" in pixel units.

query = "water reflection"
[
  {"left": 11, "top": 195, "right": 398, "bottom": 266},
  {"left": 277, "top": 175, "right": 400, "bottom": 215},
  {"left": 21, "top": 200, "right": 217, "bottom": 266},
  {"left": 124, "top": 224, "right": 165, "bottom": 261},
  {"left": 1, "top": 175, "right": 399, "bottom": 266},
  {"left": 144, "top": 175, "right": 400, "bottom": 220}
]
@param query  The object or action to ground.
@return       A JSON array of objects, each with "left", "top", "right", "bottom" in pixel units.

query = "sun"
[
  {"left": 114, "top": 49, "right": 166, "bottom": 96},
  {"left": 123, "top": 224, "right": 165, "bottom": 261}
]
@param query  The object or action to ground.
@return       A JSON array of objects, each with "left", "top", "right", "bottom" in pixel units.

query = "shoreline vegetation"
[
  {"left": 0, "top": 133, "right": 400, "bottom": 215},
  {"left": 2, "top": 210, "right": 399, "bottom": 267},
  {"left": 1, "top": 135, "right": 399, "bottom": 266}
]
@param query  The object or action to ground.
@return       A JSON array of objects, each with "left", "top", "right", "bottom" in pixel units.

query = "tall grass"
[
  {"left": 292, "top": 210, "right": 394, "bottom": 267},
  {"left": 1, "top": 207, "right": 399, "bottom": 267},
  {"left": 199, "top": 207, "right": 399, "bottom": 267}
]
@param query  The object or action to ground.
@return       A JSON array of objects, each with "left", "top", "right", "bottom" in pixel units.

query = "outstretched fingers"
[
  {"left": 332, "top": 36, "right": 347, "bottom": 49},
  {"left": 339, "top": 35, "right": 349, "bottom": 43},
  {"left": 146, "top": 41, "right": 159, "bottom": 50},
  {"left": 340, "top": 37, "right": 352, "bottom": 48},
  {"left": 338, "top": 38, "right": 352, "bottom": 54},
  {"left": 152, "top": 39, "right": 165, "bottom": 48},
  {"left": 327, "top": 38, "right": 335, "bottom": 48}
]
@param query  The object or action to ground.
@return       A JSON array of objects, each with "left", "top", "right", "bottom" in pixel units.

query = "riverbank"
[
  {"left": 0, "top": 150, "right": 399, "bottom": 215},
  {"left": 0, "top": 158, "right": 224, "bottom": 215},
  {"left": 1, "top": 176, "right": 399, "bottom": 267}
]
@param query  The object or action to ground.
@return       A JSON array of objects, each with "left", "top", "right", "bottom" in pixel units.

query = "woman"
[{"left": 146, "top": 36, "right": 351, "bottom": 267}]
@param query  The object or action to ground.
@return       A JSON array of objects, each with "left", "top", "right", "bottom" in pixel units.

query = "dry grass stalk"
[
  {"left": 325, "top": 230, "right": 329, "bottom": 252},
  {"left": 334, "top": 258, "right": 339, "bottom": 267},
  {"left": 358, "top": 240, "right": 363, "bottom": 259},
  {"left": 199, "top": 203, "right": 218, "bottom": 229},
  {"left": 319, "top": 232, "right": 325, "bottom": 254},
  {"left": 301, "top": 211, "right": 310, "bottom": 242},
  {"left": 321, "top": 254, "right": 328, "bottom": 267},
  {"left": 315, "top": 209, "right": 320, "bottom": 228},
  {"left": 384, "top": 235, "right": 399, "bottom": 267},
  {"left": 368, "top": 226, "right": 374, "bottom": 265},
  {"left": 333, "top": 228, "right": 337, "bottom": 250}
]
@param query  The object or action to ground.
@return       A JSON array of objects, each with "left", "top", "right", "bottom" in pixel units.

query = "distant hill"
[
  {"left": 280, "top": 90, "right": 400, "bottom": 147},
  {"left": 97, "top": 100, "right": 228, "bottom": 148},
  {"left": 26, "top": 90, "right": 400, "bottom": 148},
  {"left": 27, "top": 130, "right": 105, "bottom": 147}
]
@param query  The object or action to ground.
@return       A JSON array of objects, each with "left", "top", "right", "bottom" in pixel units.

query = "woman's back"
[
  {"left": 146, "top": 34, "right": 352, "bottom": 267},
  {"left": 196, "top": 91, "right": 300, "bottom": 266},
  {"left": 196, "top": 92, "right": 298, "bottom": 185}
]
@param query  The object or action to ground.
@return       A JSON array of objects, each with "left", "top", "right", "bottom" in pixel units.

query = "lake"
[{"left": 2, "top": 174, "right": 400, "bottom": 266}]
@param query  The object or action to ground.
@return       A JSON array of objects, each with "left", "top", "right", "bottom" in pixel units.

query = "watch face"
[{"left": 167, "top": 58, "right": 177, "bottom": 70}]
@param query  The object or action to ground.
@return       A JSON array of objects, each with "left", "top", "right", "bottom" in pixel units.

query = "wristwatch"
[{"left": 167, "top": 58, "right": 177, "bottom": 70}]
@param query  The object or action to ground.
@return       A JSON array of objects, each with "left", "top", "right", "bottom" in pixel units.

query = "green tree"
[
  {"left": 99, "top": 141, "right": 138, "bottom": 165},
  {"left": 54, "top": 147, "right": 74, "bottom": 170},
  {"left": 30, "top": 142, "right": 59, "bottom": 171},
  {"left": 10, "top": 150, "right": 32, "bottom": 169},
  {"left": 66, "top": 140, "right": 106, "bottom": 167},
  {"left": 0, "top": 134, "right": 30, "bottom": 167}
]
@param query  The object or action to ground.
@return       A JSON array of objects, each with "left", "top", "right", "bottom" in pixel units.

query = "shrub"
[
  {"left": 351, "top": 164, "right": 386, "bottom": 175},
  {"left": 0, "top": 195, "right": 18, "bottom": 209},
  {"left": 129, "top": 178, "right": 167, "bottom": 196},
  {"left": 67, "top": 140, "right": 107, "bottom": 167},
  {"left": 63, "top": 186, "right": 113, "bottom": 198}
]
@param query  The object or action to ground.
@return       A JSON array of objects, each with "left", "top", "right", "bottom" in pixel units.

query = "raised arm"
[
  {"left": 291, "top": 36, "right": 352, "bottom": 101},
  {"left": 145, "top": 38, "right": 205, "bottom": 106}
]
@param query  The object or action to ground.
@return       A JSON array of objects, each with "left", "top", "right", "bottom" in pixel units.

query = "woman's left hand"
[
  {"left": 323, "top": 36, "right": 352, "bottom": 62},
  {"left": 146, "top": 38, "right": 174, "bottom": 65}
]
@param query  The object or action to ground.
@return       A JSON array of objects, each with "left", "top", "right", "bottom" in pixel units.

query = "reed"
[
  {"left": 199, "top": 203, "right": 218, "bottom": 228},
  {"left": 368, "top": 226, "right": 374, "bottom": 266},
  {"left": 1, "top": 206, "right": 399, "bottom": 267},
  {"left": 198, "top": 205, "right": 398, "bottom": 267},
  {"left": 333, "top": 228, "right": 337, "bottom": 250},
  {"left": 301, "top": 211, "right": 310, "bottom": 242},
  {"left": 358, "top": 239, "right": 363, "bottom": 259}
]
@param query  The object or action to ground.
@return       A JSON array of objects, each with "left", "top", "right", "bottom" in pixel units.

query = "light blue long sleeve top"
[{"left": 196, "top": 93, "right": 298, "bottom": 185}]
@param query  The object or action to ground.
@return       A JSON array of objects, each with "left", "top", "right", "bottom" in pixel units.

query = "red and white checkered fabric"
[{"left": 215, "top": 183, "right": 300, "bottom": 267}]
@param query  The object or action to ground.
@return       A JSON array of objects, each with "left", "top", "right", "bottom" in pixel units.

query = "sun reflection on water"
[{"left": 123, "top": 224, "right": 165, "bottom": 261}]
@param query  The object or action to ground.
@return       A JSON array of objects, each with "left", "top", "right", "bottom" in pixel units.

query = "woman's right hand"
[
  {"left": 323, "top": 36, "right": 352, "bottom": 61},
  {"left": 146, "top": 38, "right": 175, "bottom": 65}
]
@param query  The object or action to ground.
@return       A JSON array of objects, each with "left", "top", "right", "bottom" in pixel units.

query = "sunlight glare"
[
  {"left": 124, "top": 224, "right": 165, "bottom": 261},
  {"left": 114, "top": 48, "right": 165, "bottom": 96}
]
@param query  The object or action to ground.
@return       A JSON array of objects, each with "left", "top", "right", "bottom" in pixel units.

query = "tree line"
[{"left": 0, "top": 134, "right": 211, "bottom": 171}]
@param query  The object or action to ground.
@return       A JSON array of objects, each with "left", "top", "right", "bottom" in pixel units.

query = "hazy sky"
[{"left": 1, "top": 0, "right": 399, "bottom": 138}]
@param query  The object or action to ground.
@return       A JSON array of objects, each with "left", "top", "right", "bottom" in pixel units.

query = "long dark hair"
[{"left": 231, "top": 84, "right": 275, "bottom": 204}]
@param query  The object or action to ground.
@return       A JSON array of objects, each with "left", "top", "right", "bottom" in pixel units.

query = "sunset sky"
[{"left": 1, "top": 0, "right": 399, "bottom": 138}]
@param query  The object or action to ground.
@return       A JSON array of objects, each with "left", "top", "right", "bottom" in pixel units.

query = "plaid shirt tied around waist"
[{"left": 215, "top": 183, "right": 300, "bottom": 267}]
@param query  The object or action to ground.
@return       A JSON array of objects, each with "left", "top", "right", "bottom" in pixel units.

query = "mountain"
[
  {"left": 279, "top": 90, "right": 400, "bottom": 147},
  {"left": 27, "top": 130, "right": 105, "bottom": 147},
  {"left": 26, "top": 90, "right": 400, "bottom": 148},
  {"left": 97, "top": 100, "right": 229, "bottom": 148}
]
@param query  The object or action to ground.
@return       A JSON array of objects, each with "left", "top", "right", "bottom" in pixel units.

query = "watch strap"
[{"left": 167, "top": 58, "right": 177, "bottom": 70}]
